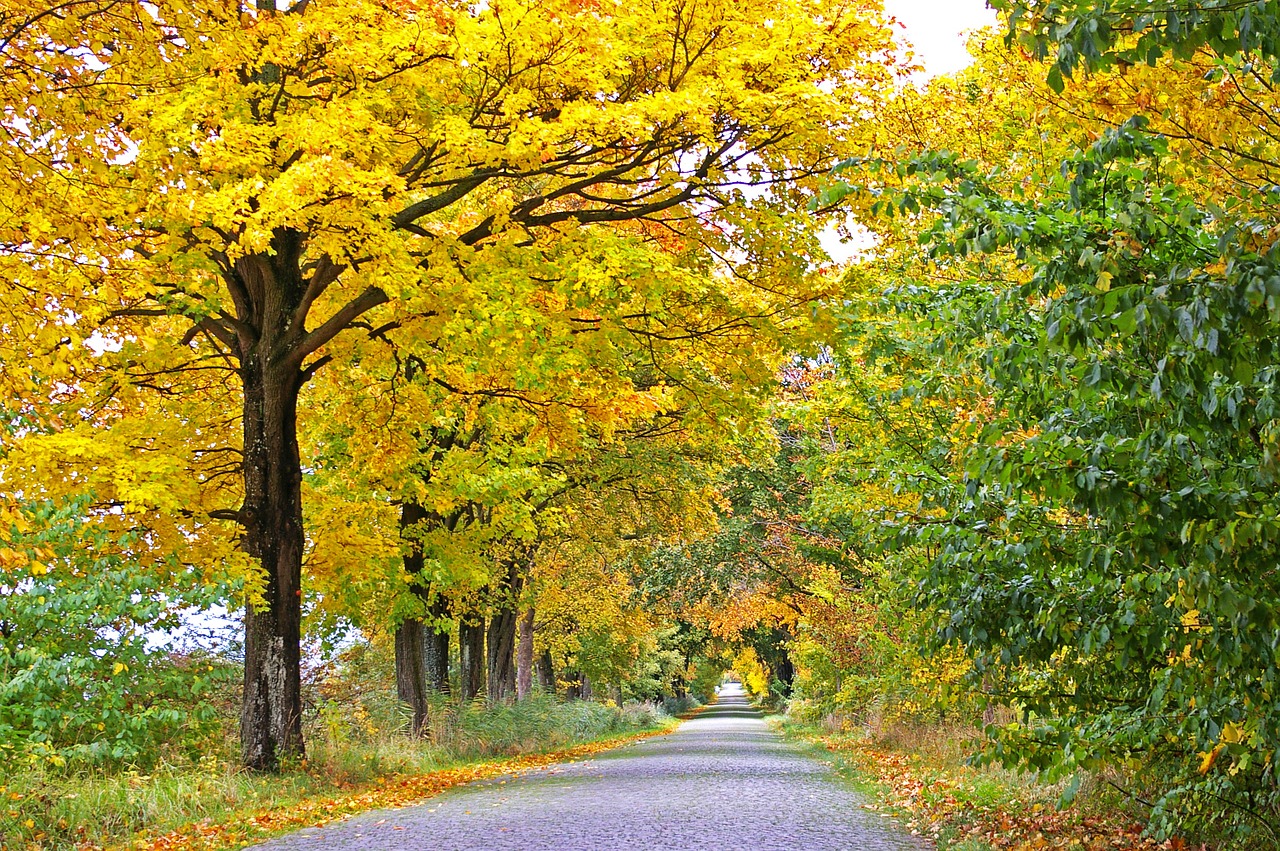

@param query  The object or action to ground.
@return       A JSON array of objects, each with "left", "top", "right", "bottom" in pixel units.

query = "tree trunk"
[
  {"left": 459, "top": 612, "right": 485, "bottom": 701},
  {"left": 485, "top": 554, "right": 524, "bottom": 703},
  {"left": 486, "top": 608, "right": 518, "bottom": 703},
  {"left": 424, "top": 595, "right": 451, "bottom": 694},
  {"left": 516, "top": 608, "right": 534, "bottom": 700},
  {"left": 228, "top": 233, "right": 386, "bottom": 771},
  {"left": 237, "top": 242, "right": 309, "bottom": 772},
  {"left": 394, "top": 618, "right": 429, "bottom": 736},
  {"left": 395, "top": 502, "right": 431, "bottom": 736},
  {"left": 536, "top": 649, "right": 555, "bottom": 694},
  {"left": 565, "top": 671, "right": 590, "bottom": 700}
]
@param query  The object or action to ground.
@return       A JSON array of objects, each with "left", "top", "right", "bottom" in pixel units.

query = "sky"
[
  {"left": 882, "top": 0, "right": 999, "bottom": 79},
  {"left": 817, "top": 1, "right": 1000, "bottom": 262}
]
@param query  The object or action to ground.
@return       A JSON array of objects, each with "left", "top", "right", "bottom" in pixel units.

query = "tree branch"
[{"left": 288, "top": 285, "right": 389, "bottom": 369}]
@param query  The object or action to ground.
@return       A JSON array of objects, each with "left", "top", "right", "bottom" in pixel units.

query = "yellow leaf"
[
  {"left": 112, "top": 662, "right": 127, "bottom": 676},
  {"left": 1221, "top": 721, "right": 1247, "bottom": 744},
  {"left": 1198, "top": 744, "right": 1224, "bottom": 774}
]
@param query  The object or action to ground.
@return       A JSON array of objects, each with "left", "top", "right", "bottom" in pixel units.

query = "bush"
[{"left": 0, "top": 497, "right": 229, "bottom": 768}]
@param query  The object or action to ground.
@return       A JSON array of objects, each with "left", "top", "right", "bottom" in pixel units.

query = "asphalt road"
[{"left": 255, "top": 684, "right": 926, "bottom": 850}]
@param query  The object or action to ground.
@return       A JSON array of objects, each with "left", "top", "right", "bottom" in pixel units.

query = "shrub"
[{"left": 0, "top": 497, "right": 229, "bottom": 768}]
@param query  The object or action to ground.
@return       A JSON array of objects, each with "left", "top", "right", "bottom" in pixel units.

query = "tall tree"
[{"left": 0, "top": 0, "right": 894, "bottom": 768}]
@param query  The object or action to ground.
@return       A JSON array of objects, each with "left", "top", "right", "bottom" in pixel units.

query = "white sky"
[
  {"left": 883, "top": 0, "right": 999, "bottom": 79},
  {"left": 817, "top": 1, "right": 999, "bottom": 263}
]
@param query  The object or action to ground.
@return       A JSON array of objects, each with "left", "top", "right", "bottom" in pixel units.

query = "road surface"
[{"left": 256, "top": 684, "right": 925, "bottom": 851}]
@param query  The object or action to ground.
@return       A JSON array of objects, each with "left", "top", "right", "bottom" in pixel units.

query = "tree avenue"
[
  {"left": 17, "top": 2, "right": 1280, "bottom": 847},
  {"left": 0, "top": 0, "right": 894, "bottom": 770}
]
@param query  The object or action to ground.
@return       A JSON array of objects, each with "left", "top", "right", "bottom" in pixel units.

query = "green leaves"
[
  {"left": 842, "top": 108, "right": 1280, "bottom": 837},
  {"left": 0, "top": 497, "right": 231, "bottom": 768},
  {"left": 993, "top": 0, "right": 1280, "bottom": 82}
]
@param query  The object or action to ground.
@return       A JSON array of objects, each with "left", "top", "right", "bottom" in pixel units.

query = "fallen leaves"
[
  {"left": 807, "top": 732, "right": 1191, "bottom": 851},
  {"left": 76, "top": 728, "right": 672, "bottom": 851}
]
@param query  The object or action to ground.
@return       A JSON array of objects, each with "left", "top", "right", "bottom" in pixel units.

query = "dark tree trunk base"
[{"left": 395, "top": 618, "right": 430, "bottom": 737}]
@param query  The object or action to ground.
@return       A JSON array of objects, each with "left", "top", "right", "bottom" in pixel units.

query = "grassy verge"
[
  {"left": 776, "top": 717, "right": 1179, "bottom": 851},
  {"left": 4, "top": 698, "right": 677, "bottom": 851}
]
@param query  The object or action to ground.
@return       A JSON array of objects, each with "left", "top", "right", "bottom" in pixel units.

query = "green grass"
[{"left": 2, "top": 695, "right": 672, "bottom": 850}]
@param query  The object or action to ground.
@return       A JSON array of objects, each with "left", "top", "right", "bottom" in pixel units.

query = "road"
[{"left": 256, "top": 684, "right": 925, "bottom": 851}]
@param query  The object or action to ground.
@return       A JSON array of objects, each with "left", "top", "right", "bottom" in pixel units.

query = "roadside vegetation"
[
  {"left": 4, "top": 1, "right": 1280, "bottom": 849},
  {"left": 1, "top": 641, "right": 681, "bottom": 849}
]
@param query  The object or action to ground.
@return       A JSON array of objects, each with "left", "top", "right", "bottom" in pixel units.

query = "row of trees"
[
  {"left": 0, "top": 0, "right": 897, "bottom": 770},
  {"left": 12, "top": 0, "right": 1280, "bottom": 842}
]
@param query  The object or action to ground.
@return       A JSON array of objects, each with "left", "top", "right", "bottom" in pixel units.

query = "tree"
[
  {"left": 817, "top": 20, "right": 1280, "bottom": 836},
  {"left": 0, "top": 0, "right": 895, "bottom": 767},
  {"left": 991, "top": 0, "right": 1280, "bottom": 90},
  {"left": 0, "top": 496, "right": 228, "bottom": 767}
]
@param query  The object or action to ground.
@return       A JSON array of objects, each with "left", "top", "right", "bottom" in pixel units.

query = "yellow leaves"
[
  {"left": 1220, "top": 721, "right": 1248, "bottom": 745},
  {"left": 1198, "top": 744, "right": 1224, "bottom": 775},
  {"left": 112, "top": 662, "right": 128, "bottom": 676}
]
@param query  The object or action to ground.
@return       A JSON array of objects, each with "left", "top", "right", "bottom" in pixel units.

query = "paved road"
[{"left": 257, "top": 685, "right": 925, "bottom": 851}]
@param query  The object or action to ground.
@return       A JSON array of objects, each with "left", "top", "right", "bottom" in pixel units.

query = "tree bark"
[
  {"left": 424, "top": 595, "right": 451, "bottom": 694},
  {"left": 486, "top": 607, "right": 518, "bottom": 703},
  {"left": 394, "top": 618, "right": 429, "bottom": 736},
  {"left": 486, "top": 556, "right": 523, "bottom": 703},
  {"left": 237, "top": 240, "right": 309, "bottom": 771},
  {"left": 516, "top": 608, "right": 534, "bottom": 700},
  {"left": 459, "top": 612, "right": 485, "bottom": 701},
  {"left": 564, "top": 671, "right": 592, "bottom": 700},
  {"left": 536, "top": 649, "right": 555, "bottom": 694},
  {"left": 232, "top": 233, "right": 386, "bottom": 771},
  {"left": 395, "top": 502, "right": 431, "bottom": 736}
]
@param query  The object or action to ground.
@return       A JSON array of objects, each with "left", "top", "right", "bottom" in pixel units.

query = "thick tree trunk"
[
  {"left": 485, "top": 554, "right": 524, "bottom": 703},
  {"left": 394, "top": 618, "right": 429, "bottom": 736},
  {"left": 237, "top": 243, "right": 308, "bottom": 772},
  {"left": 424, "top": 595, "right": 451, "bottom": 694},
  {"left": 459, "top": 612, "right": 485, "bottom": 701},
  {"left": 516, "top": 608, "right": 534, "bottom": 700},
  {"left": 486, "top": 608, "right": 518, "bottom": 703},
  {"left": 229, "top": 233, "right": 385, "bottom": 771},
  {"left": 536, "top": 649, "right": 555, "bottom": 694},
  {"left": 395, "top": 502, "right": 431, "bottom": 736}
]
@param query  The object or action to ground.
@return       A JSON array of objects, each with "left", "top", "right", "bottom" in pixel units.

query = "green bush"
[{"left": 0, "top": 497, "right": 229, "bottom": 768}]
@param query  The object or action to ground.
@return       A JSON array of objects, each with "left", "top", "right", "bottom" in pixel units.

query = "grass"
[
  {"left": 776, "top": 714, "right": 1172, "bottom": 850},
  {"left": 3, "top": 695, "right": 676, "bottom": 850}
]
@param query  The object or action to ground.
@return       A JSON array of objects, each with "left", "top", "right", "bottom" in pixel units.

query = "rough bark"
[
  {"left": 459, "top": 612, "right": 486, "bottom": 701},
  {"left": 486, "top": 607, "right": 518, "bottom": 703},
  {"left": 395, "top": 502, "right": 432, "bottom": 736},
  {"left": 485, "top": 553, "right": 525, "bottom": 703},
  {"left": 237, "top": 240, "right": 309, "bottom": 771},
  {"left": 394, "top": 618, "right": 429, "bottom": 736},
  {"left": 516, "top": 608, "right": 534, "bottom": 701},
  {"left": 536, "top": 649, "right": 555, "bottom": 694},
  {"left": 424, "top": 595, "right": 451, "bottom": 694},
  {"left": 232, "top": 232, "right": 387, "bottom": 771}
]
